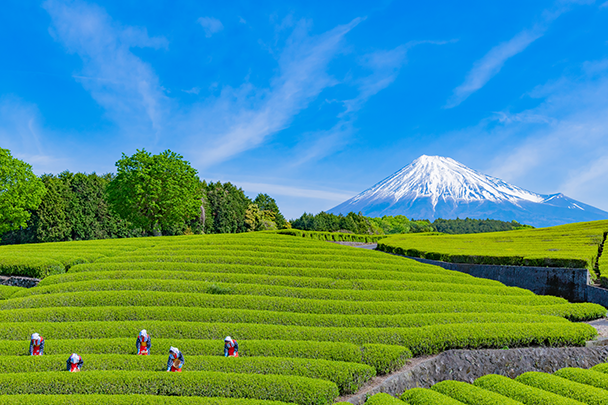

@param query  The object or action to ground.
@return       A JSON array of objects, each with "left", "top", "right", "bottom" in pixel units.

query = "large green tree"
[
  {"left": 0, "top": 148, "right": 46, "bottom": 234},
  {"left": 254, "top": 193, "right": 287, "bottom": 229},
  {"left": 107, "top": 149, "right": 203, "bottom": 235}
]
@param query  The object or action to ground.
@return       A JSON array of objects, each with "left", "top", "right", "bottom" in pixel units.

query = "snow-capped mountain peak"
[
  {"left": 352, "top": 155, "right": 544, "bottom": 209},
  {"left": 329, "top": 155, "right": 608, "bottom": 227}
]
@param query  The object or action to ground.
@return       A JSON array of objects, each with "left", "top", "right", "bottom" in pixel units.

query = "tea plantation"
[
  {"left": 378, "top": 220, "right": 608, "bottom": 274},
  {"left": 0, "top": 232, "right": 605, "bottom": 404}
]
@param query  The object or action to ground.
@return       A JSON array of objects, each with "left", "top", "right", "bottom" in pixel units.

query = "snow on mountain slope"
[{"left": 328, "top": 155, "right": 608, "bottom": 227}]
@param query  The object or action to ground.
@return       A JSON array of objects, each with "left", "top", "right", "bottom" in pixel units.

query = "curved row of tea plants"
[{"left": 395, "top": 361, "right": 608, "bottom": 404}]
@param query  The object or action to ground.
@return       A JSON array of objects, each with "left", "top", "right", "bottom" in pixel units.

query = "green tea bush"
[
  {"left": 0, "top": 290, "right": 567, "bottom": 314},
  {"left": 431, "top": 380, "right": 522, "bottom": 404},
  {"left": 57, "top": 261, "right": 481, "bottom": 285},
  {"left": 0, "top": 285, "right": 21, "bottom": 300},
  {"left": 0, "top": 370, "right": 339, "bottom": 405},
  {"left": 0, "top": 320, "right": 595, "bottom": 354},
  {"left": 516, "top": 372, "right": 608, "bottom": 405},
  {"left": 474, "top": 374, "right": 585, "bottom": 405},
  {"left": 591, "top": 363, "right": 608, "bottom": 373},
  {"left": 0, "top": 354, "right": 374, "bottom": 394},
  {"left": 364, "top": 393, "right": 406, "bottom": 405},
  {"left": 39, "top": 268, "right": 501, "bottom": 291},
  {"left": 400, "top": 388, "right": 466, "bottom": 404},
  {"left": 0, "top": 256, "right": 64, "bottom": 278},
  {"left": 554, "top": 367, "right": 608, "bottom": 390},
  {"left": 0, "top": 338, "right": 410, "bottom": 373},
  {"left": 0, "top": 395, "right": 294, "bottom": 405},
  {"left": 9, "top": 278, "right": 538, "bottom": 301},
  {"left": 0, "top": 305, "right": 568, "bottom": 329}
]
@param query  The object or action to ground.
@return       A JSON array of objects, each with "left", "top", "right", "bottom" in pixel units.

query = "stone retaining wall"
[
  {"left": 346, "top": 346, "right": 608, "bottom": 404},
  {"left": 0, "top": 276, "right": 39, "bottom": 288}
]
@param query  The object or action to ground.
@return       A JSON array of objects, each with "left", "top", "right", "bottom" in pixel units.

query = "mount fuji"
[{"left": 328, "top": 155, "right": 608, "bottom": 227}]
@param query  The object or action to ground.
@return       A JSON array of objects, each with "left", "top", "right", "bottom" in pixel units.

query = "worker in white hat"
[
  {"left": 167, "top": 347, "right": 184, "bottom": 372},
  {"left": 136, "top": 329, "right": 151, "bottom": 355},
  {"left": 224, "top": 336, "right": 239, "bottom": 357},
  {"left": 29, "top": 333, "right": 45, "bottom": 356},
  {"left": 66, "top": 353, "right": 83, "bottom": 372}
]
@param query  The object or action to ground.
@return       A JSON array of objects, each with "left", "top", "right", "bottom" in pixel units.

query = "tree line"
[
  {"left": 0, "top": 148, "right": 287, "bottom": 245},
  {"left": 289, "top": 212, "right": 528, "bottom": 235}
]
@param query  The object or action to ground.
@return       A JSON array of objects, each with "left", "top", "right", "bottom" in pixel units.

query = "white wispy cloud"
[
  {"left": 600, "top": 1, "right": 608, "bottom": 8},
  {"left": 43, "top": 0, "right": 169, "bottom": 136},
  {"left": 481, "top": 61, "right": 608, "bottom": 210},
  {"left": 197, "top": 17, "right": 224, "bottom": 38},
  {"left": 43, "top": 1, "right": 365, "bottom": 168},
  {"left": 237, "top": 181, "right": 356, "bottom": 202},
  {"left": 445, "top": 28, "right": 544, "bottom": 109},
  {"left": 293, "top": 40, "right": 455, "bottom": 166},
  {"left": 0, "top": 96, "right": 70, "bottom": 174},
  {"left": 186, "top": 17, "right": 363, "bottom": 167},
  {"left": 444, "top": 0, "right": 592, "bottom": 109}
]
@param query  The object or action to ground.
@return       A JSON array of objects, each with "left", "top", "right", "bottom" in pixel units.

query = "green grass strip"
[{"left": 364, "top": 393, "right": 407, "bottom": 405}]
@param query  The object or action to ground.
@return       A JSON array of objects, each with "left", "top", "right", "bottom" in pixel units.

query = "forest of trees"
[
  {"left": 0, "top": 149, "right": 289, "bottom": 245},
  {"left": 289, "top": 212, "right": 529, "bottom": 235}
]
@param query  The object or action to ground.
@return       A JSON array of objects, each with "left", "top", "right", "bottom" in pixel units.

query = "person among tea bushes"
[
  {"left": 66, "top": 353, "right": 83, "bottom": 372},
  {"left": 224, "top": 336, "right": 239, "bottom": 357},
  {"left": 136, "top": 329, "right": 151, "bottom": 355},
  {"left": 167, "top": 347, "right": 184, "bottom": 372},
  {"left": 29, "top": 333, "right": 45, "bottom": 356}
]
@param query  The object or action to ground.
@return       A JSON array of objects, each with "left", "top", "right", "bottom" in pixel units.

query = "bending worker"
[
  {"left": 136, "top": 329, "right": 151, "bottom": 355},
  {"left": 29, "top": 333, "right": 45, "bottom": 356},
  {"left": 167, "top": 347, "right": 184, "bottom": 372},
  {"left": 224, "top": 336, "right": 239, "bottom": 357},
  {"left": 67, "top": 353, "right": 84, "bottom": 372}
]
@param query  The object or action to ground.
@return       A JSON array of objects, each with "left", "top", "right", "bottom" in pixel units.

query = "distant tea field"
[
  {"left": 378, "top": 220, "right": 608, "bottom": 274},
  {"left": 0, "top": 232, "right": 604, "bottom": 404}
]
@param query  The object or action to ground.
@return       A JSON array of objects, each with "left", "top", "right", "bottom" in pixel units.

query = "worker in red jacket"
[
  {"left": 29, "top": 333, "right": 45, "bottom": 356},
  {"left": 224, "top": 336, "right": 239, "bottom": 357},
  {"left": 67, "top": 353, "right": 83, "bottom": 372},
  {"left": 136, "top": 329, "right": 151, "bottom": 355}
]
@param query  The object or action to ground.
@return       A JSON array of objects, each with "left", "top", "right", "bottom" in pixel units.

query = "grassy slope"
[{"left": 378, "top": 220, "right": 608, "bottom": 273}]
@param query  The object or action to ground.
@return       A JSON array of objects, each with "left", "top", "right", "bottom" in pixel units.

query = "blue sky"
[{"left": 2, "top": 0, "right": 608, "bottom": 219}]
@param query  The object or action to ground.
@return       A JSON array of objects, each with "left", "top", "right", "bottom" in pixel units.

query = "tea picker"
[
  {"left": 67, "top": 353, "right": 83, "bottom": 372},
  {"left": 224, "top": 336, "right": 239, "bottom": 357},
  {"left": 29, "top": 333, "right": 45, "bottom": 356},
  {"left": 167, "top": 346, "right": 184, "bottom": 372},
  {"left": 136, "top": 329, "right": 151, "bottom": 355}
]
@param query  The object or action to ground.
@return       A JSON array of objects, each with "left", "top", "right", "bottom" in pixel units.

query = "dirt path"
[{"left": 588, "top": 318, "right": 608, "bottom": 339}]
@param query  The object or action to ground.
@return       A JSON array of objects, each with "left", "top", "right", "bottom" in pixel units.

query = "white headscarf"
[
  {"left": 69, "top": 353, "right": 80, "bottom": 363},
  {"left": 224, "top": 336, "right": 233, "bottom": 344},
  {"left": 169, "top": 346, "right": 179, "bottom": 354},
  {"left": 31, "top": 333, "right": 40, "bottom": 343},
  {"left": 139, "top": 329, "right": 147, "bottom": 338}
]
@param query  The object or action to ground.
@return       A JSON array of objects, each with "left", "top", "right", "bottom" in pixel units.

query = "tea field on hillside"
[
  {"left": 0, "top": 232, "right": 605, "bottom": 404},
  {"left": 378, "top": 220, "right": 608, "bottom": 275}
]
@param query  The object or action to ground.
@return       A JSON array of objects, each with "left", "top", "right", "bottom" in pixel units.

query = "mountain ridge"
[{"left": 328, "top": 155, "right": 608, "bottom": 227}]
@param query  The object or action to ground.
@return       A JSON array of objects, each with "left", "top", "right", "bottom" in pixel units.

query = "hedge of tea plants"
[
  {"left": 0, "top": 232, "right": 604, "bottom": 403},
  {"left": 395, "top": 361, "right": 608, "bottom": 405}
]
